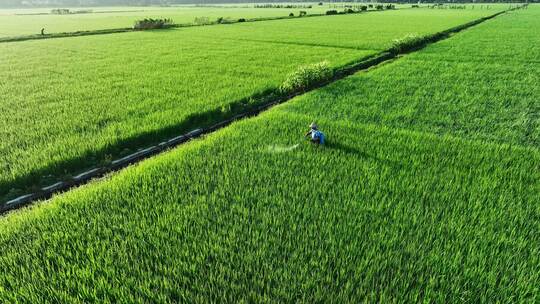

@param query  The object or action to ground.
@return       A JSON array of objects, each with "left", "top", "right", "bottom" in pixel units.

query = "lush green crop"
[
  {"left": 0, "top": 7, "right": 537, "bottom": 302},
  {"left": 0, "top": 4, "right": 509, "bottom": 38},
  {"left": 0, "top": 8, "right": 500, "bottom": 201},
  {"left": 192, "top": 8, "right": 503, "bottom": 50},
  {"left": 290, "top": 8, "right": 539, "bottom": 148},
  {"left": 0, "top": 6, "right": 325, "bottom": 37},
  {"left": 0, "top": 3, "right": 414, "bottom": 38}
]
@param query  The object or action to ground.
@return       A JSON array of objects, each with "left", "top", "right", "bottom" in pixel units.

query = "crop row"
[
  {"left": 0, "top": 8, "right": 503, "bottom": 201},
  {"left": 0, "top": 7, "right": 537, "bottom": 302}
]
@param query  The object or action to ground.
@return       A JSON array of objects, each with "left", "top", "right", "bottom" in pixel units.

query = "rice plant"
[{"left": 0, "top": 7, "right": 538, "bottom": 302}]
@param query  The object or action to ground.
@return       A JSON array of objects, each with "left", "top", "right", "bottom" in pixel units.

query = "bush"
[
  {"left": 390, "top": 34, "right": 425, "bottom": 54},
  {"left": 318, "top": 2, "right": 323, "bottom": 5},
  {"left": 360, "top": 5, "right": 368, "bottom": 11},
  {"left": 255, "top": 4, "right": 312, "bottom": 9},
  {"left": 411, "top": 4, "right": 420, "bottom": 8},
  {"left": 51, "top": 8, "right": 70, "bottom": 14},
  {"left": 238, "top": 18, "right": 246, "bottom": 22},
  {"left": 194, "top": 16, "right": 211, "bottom": 25},
  {"left": 368, "top": 4, "right": 373, "bottom": 8},
  {"left": 280, "top": 61, "right": 333, "bottom": 93},
  {"left": 376, "top": 5, "right": 384, "bottom": 10},
  {"left": 326, "top": 10, "right": 338, "bottom": 15},
  {"left": 385, "top": 4, "right": 395, "bottom": 9},
  {"left": 299, "top": 11, "right": 307, "bottom": 16},
  {"left": 345, "top": 8, "right": 354, "bottom": 13},
  {"left": 133, "top": 18, "right": 174, "bottom": 30},
  {"left": 289, "top": 12, "right": 295, "bottom": 17}
]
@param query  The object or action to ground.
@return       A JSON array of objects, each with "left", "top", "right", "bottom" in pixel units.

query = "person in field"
[{"left": 305, "top": 122, "right": 325, "bottom": 145}]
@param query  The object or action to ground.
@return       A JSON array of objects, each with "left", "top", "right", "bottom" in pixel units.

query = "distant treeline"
[{"left": 1, "top": 0, "right": 536, "bottom": 8}]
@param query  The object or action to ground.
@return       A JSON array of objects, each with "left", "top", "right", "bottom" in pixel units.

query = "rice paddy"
[
  {"left": 0, "top": 7, "right": 502, "bottom": 201},
  {"left": 0, "top": 5, "right": 537, "bottom": 302}
]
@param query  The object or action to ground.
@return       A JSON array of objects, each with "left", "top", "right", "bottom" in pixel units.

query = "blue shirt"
[{"left": 311, "top": 130, "right": 325, "bottom": 144}]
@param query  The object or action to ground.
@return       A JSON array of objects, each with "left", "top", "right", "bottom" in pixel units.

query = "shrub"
[
  {"left": 360, "top": 5, "right": 368, "bottom": 11},
  {"left": 299, "top": 11, "right": 307, "bottom": 16},
  {"left": 318, "top": 2, "right": 323, "bottom": 5},
  {"left": 255, "top": 4, "right": 312, "bottom": 9},
  {"left": 411, "top": 4, "right": 420, "bottom": 8},
  {"left": 133, "top": 18, "right": 174, "bottom": 30},
  {"left": 194, "top": 16, "right": 211, "bottom": 25},
  {"left": 345, "top": 8, "right": 354, "bottom": 13},
  {"left": 238, "top": 18, "right": 246, "bottom": 22},
  {"left": 289, "top": 12, "right": 295, "bottom": 17},
  {"left": 51, "top": 8, "right": 70, "bottom": 14},
  {"left": 74, "top": 10, "right": 93, "bottom": 14},
  {"left": 368, "top": 4, "right": 373, "bottom": 8},
  {"left": 385, "top": 4, "right": 395, "bottom": 9},
  {"left": 216, "top": 17, "right": 224, "bottom": 24},
  {"left": 390, "top": 34, "right": 425, "bottom": 54},
  {"left": 280, "top": 61, "right": 333, "bottom": 93},
  {"left": 326, "top": 10, "right": 338, "bottom": 15},
  {"left": 376, "top": 5, "right": 384, "bottom": 10}
]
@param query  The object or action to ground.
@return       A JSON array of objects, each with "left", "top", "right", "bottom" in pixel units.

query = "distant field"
[
  {"left": 0, "top": 3, "right": 387, "bottom": 37},
  {"left": 0, "top": 6, "right": 320, "bottom": 37},
  {"left": 192, "top": 8, "right": 507, "bottom": 49},
  {"left": 0, "top": 3, "right": 507, "bottom": 37},
  {"left": 0, "top": 7, "right": 537, "bottom": 302},
  {"left": 0, "top": 8, "right": 501, "bottom": 200}
]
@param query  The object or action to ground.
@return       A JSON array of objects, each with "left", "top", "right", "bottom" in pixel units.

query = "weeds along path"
[
  {"left": 0, "top": 7, "right": 537, "bottom": 302},
  {"left": 0, "top": 8, "right": 517, "bottom": 212}
]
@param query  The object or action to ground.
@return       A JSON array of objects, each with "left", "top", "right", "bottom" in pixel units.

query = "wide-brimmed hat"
[{"left": 309, "top": 122, "right": 318, "bottom": 129}]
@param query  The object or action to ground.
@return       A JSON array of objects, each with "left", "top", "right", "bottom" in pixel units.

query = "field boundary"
[
  {"left": 0, "top": 8, "right": 516, "bottom": 214},
  {"left": 0, "top": 8, "right": 393, "bottom": 44}
]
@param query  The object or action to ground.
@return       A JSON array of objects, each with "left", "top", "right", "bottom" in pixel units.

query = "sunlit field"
[
  {"left": 0, "top": 2, "right": 422, "bottom": 37},
  {"left": 0, "top": 5, "right": 538, "bottom": 302},
  {"left": 0, "top": 7, "right": 502, "bottom": 201}
]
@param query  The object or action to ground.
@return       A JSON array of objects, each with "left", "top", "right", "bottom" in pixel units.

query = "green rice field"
[
  {"left": 0, "top": 3, "right": 410, "bottom": 38},
  {"left": 0, "top": 5, "right": 320, "bottom": 37},
  {"left": 0, "top": 3, "right": 510, "bottom": 38},
  {"left": 0, "top": 8, "right": 502, "bottom": 201},
  {"left": 0, "top": 4, "right": 538, "bottom": 302}
]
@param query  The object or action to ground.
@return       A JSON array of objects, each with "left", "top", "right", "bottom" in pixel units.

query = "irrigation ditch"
[{"left": 1, "top": 8, "right": 517, "bottom": 214}]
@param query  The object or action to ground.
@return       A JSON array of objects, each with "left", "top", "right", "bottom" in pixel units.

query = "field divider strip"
[
  {"left": 0, "top": 8, "right": 395, "bottom": 44},
  {"left": 0, "top": 7, "right": 519, "bottom": 215}
]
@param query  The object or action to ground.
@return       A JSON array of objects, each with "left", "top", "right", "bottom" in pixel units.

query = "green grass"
[
  {"left": 0, "top": 8, "right": 501, "bottom": 200},
  {"left": 0, "top": 7, "right": 537, "bottom": 302}
]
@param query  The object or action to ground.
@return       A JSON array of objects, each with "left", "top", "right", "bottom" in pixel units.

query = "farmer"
[{"left": 304, "top": 122, "right": 325, "bottom": 145}]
